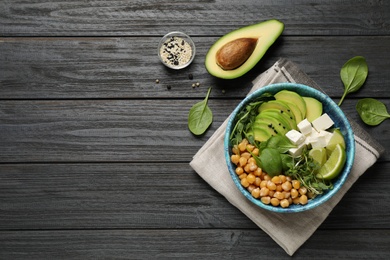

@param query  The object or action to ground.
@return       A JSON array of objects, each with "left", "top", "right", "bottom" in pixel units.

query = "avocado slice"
[
  {"left": 252, "top": 125, "right": 273, "bottom": 142},
  {"left": 277, "top": 100, "right": 304, "bottom": 124},
  {"left": 257, "top": 109, "right": 296, "bottom": 130},
  {"left": 303, "top": 96, "right": 323, "bottom": 122},
  {"left": 205, "top": 20, "right": 284, "bottom": 79},
  {"left": 254, "top": 117, "right": 288, "bottom": 135},
  {"left": 259, "top": 100, "right": 296, "bottom": 122},
  {"left": 274, "top": 90, "right": 307, "bottom": 120}
]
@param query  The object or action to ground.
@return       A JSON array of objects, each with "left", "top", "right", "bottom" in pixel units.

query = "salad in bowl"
[{"left": 224, "top": 83, "right": 355, "bottom": 213}]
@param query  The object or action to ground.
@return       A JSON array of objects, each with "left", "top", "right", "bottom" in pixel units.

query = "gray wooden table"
[{"left": 1, "top": 1, "right": 389, "bottom": 259}]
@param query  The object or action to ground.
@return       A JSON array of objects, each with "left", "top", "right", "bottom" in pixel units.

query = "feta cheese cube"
[
  {"left": 305, "top": 128, "right": 319, "bottom": 145},
  {"left": 310, "top": 136, "right": 328, "bottom": 148},
  {"left": 297, "top": 119, "right": 312, "bottom": 135},
  {"left": 286, "top": 129, "right": 306, "bottom": 145},
  {"left": 319, "top": 130, "right": 333, "bottom": 146},
  {"left": 288, "top": 142, "right": 306, "bottom": 157},
  {"left": 312, "top": 113, "right": 334, "bottom": 132}
]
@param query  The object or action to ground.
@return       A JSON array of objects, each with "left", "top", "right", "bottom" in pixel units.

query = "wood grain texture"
[
  {"left": 0, "top": 162, "right": 389, "bottom": 230},
  {"left": 1, "top": 99, "right": 389, "bottom": 162},
  {"left": 1, "top": 0, "right": 389, "bottom": 36},
  {"left": 0, "top": 229, "right": 389, "bottom": 259},
  {"left": 1, "top": 36, "right": 390, "bottom": 99},
  {"left": 1, "top": 1, "right": 389, "bottom": 258}
]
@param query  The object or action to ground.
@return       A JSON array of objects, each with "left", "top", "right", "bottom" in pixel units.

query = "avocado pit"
[{"left": 216, "top": 37, "right": 258, "bottom": 70}]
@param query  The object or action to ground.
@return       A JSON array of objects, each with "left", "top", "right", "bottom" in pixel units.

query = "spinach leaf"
[
  {"left": 265, "top": 135, "right": 296, "bottom": 153},
  {"left": 259, "top": 148, "right": 283, "bottom": 177},
  {"left": 356, "top": 98, "right": 390, "bottom": 126},
  {"left": 338, "top": 56, "right": 368, "bottom": 106},
  {"left": 188, "top": 87, "right": 213, "bottom": 135}
]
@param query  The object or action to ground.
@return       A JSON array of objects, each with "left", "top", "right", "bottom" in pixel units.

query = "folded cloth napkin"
[{"left": 190, "top": 58, "right": 385, "bottom": 256}]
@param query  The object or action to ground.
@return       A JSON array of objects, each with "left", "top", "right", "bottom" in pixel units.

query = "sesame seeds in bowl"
[{"left": 158, "top": 31, "right": 196, "bottom": 69}]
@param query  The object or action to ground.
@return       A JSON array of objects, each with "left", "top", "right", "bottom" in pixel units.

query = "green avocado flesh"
[
  {"left": 205, "top": 19, "right": 284, "bottom": 79},
  {"left": 303, "top": 96, "right": 323, "bottom": 122},
  {"left": 259, "top": 100, "right": 296, "bottom": 122},
  {"left": 274, "top": 90, "right": 307, "bottom": 120}
]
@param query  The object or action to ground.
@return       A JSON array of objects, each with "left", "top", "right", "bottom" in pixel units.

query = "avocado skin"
[{"left": 205, "top": 20, "right": 284, "bottom": 79}]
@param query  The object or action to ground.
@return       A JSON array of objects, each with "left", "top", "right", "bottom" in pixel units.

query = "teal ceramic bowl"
[{"left": 224, "top": 83, "right": 355, "bottom": 213}]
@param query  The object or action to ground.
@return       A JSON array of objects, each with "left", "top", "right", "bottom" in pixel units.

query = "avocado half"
[{"left": 205, "top": 19, "right": 284, "bottom": 79}]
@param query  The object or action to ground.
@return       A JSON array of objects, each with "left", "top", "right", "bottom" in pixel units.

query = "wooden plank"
[
  {"left": 1, "top": 36, "right": 390, "bottom": 99},
  {"left": 1, "top": 0, "right": 389, "bottom": 36},
  {"left": 1, "top": 99, "right": 389, "bottom": 162},
  {"left": 0, "top": 162, "right": 389, "bottom": 230},
  {"left": 0, "top": 229, "right": 389, "bottom": 259}
]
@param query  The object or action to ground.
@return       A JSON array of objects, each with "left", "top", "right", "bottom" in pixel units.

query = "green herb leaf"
[
  {"left": 356, "top": 98, "right": 390, "bottom": 126},
  {"left": 285, "top": 149, "right": 331, "bottom": 195},
  {"left": 188, "top": 87, "right": 213, "bottom": 135},
  {"left": 338, "top": 56, "right": 368, "bottom": 106},
  {"left": 229, "top": 93, "right": 273, "bottom": 146}
]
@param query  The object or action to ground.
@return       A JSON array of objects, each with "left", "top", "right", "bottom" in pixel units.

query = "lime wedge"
[
  {"left": 316, "top": 144, "right": 346, "bottom": 180},
  {"left": 326, "top": 129, "right": 346, "bottom": 153},
  {"left": 309, "top": 147, "right": 327, "bottom": 166}
]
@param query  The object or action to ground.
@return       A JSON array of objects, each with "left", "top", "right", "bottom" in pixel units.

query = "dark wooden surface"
[{"left": 1, "top": 1, "right": 389, "bottom": 259}]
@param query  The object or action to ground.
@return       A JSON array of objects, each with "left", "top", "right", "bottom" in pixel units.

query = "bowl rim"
[
  {"left": 157, "top": 31, "right": 196, "bottom": 70},
  {"left": 224, "top": 82, "right": 355, "bottom": 213}
]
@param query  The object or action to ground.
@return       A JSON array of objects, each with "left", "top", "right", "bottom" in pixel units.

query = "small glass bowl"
[{"left": 158, "top": 31, "right": 196, "bottom": 70}]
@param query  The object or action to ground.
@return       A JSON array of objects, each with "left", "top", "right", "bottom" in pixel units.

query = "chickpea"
[
  {"left": 299, "top": 194, "right": 308, "bottom": 205},
  {"left": 241, "top": 152, "right": 251, "bottom": 159},
  {"left": 271, "top": 176, "right": 282, "bottom": 184},
  {"left": 239, "top": 157, "right": 247, "bottom": 167},
  {"left": 254, "top": 177, "right": 262, "bottom": 187},
  {"left": 246, "top": 144, "right": 255, "bottom": 152},
  {"left": 235, "top": 167, "right": 244, "bottom": 175},
  {"left": 274, "top": 191, "right": 284, "bottom": 200},
  {"left": 276, "top": 184, "right": 283, "bottom": 192},
  {"left": 266, "top": 180, "right": 276, "bottom": 191},
  {"left": 241, "top": 177, "right": 250, "bottom": 188},
  {"left": 232, "top": 145, "right": 240, "bottom": 155},
  {"left": 291, "top": 189, "right": 299, "bottom": 199},
  {"left": 244, "top": 163, "right": 251, "bottom": 173},
  {"left": 246, "top": 173, "right": 256, "bottom": 184},
  {"left": 252, "top": 148, "right": 259, "bottom": 156},
  {"left": 231, "top": 154, "right": 240, "bottom": 165},
  {"left": 254, "top": 167, "right": 262, "bottom": 177},
  {"left": 261, "top": 196, "right": 271, "bottom": 205},
  {"left": 292, "top": 197, "right": 300, "bottom": 205},
  {"left": 247, "top": 184, "right": 256, "bottom": 193},
  {"left": 248, "top": 157, "right": 256, "bottom": 165},
  {"left": 260, "top": 187, "right": 269, "bottom": 197},
  {"left": 249, "top": 163, "right": 258, "bottom": 172},
  {"left": 251, "top": 188, "right": 260, "bottom": 199},
  {"left": 271, "top": 198, "right": 280, "bottom": 207},
  {"left": 292, "top": 180, "right": 301, "bottom": 190},
  {"left": 281, "top": 181, "right": 292, "bottom": 191},
  {"left": 280, "top": 199, "right": 290, "bottom": 208},
  {"left": 238, "top": 139, "right": 248, "bottom": 152},
  {"left": 238, "top": 173, "right": 247, "bottom": 180},
  {"left": 299, "top": 186, "right": 307, "bottom": 195},
  {"left": 263, "top": 174, "right": 271, "bottom": 181}
]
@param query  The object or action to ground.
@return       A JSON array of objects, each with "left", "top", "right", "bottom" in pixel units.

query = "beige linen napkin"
[{"left": 190, "top": 58, "right": 385, "bottom": 256}]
